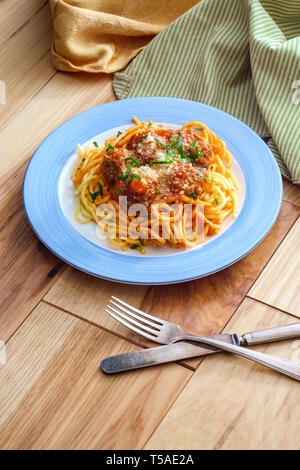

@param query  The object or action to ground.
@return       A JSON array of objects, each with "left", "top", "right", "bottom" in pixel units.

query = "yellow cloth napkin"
[{"left": 50, "top": 0, "right": 199, "bottom": 73}]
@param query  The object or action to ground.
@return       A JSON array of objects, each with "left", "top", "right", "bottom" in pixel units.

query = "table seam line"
[
  {"left": 42, "top": 299, "right": 196, "bottom": 371},
  {"left": 2, "top": 265, "right": 67, "bottom": 344},
  {"left": 246, "top": 295, "right": 300, "bottom": 320}
]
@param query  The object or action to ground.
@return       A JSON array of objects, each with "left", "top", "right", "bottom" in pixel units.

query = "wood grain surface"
[
  {"left": 1, "top": 3, "right": 300, "bottom": 450},
  {"left": 145, "top": 298, "right": 300, "bottom": 450},
  {"left": 0, "top": 10, "right": 114, "bottom": 341},
  {"left": 0, "top": 4, "right": 54, "bottom": 130},
  {"left": 283, "top": 178, "right": 300, "bottom": 207},
  {"left": 0, "top": 0, "right": 48, "bottom": 47},
  {"left": 249, "top": 218, "right": 300, "bottom": 318},
  {"left": 44, "top": 200, "right": 299, "bottom": 369},
  {"left": 0, "top": 302, "right": 191, "bottom": 450}
]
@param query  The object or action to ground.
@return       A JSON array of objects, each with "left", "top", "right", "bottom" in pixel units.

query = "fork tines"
[{"left": 105, "top": 296, "right": 163, "bottom": 341}]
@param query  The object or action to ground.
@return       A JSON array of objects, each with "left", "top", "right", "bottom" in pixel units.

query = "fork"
[{"left": 105, "top": 296, "right": 300, "bottom": 381}]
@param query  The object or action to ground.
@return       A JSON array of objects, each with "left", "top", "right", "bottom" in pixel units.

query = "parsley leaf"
[
  {"left": 176, "top": 132, "right": 190, "bottom": 160},
  {"left": 130, "top": 244, "right": 143, "bottom": 252},
  {"left": 197, "top": 172, "right": 216, "bottom": 183},
  {"left": 136, "top": 135, "right": 148, "bottom": 143},
  {"left": 106, "top": 143, "right": 114, "bottom": 152},
  {"left": 166, "top": 149, "right": 175, "bottom": 159},
  {"left": 90, "top": 183, "right": 103, "bottom": 201},
  {"left": 128, "top": 173, "right": 141, "bottom": 182},
  {"left": 214, "top": 196, "right": 219, "bottom": 205},
  {"left": 116, "top": 189, "right": 124, "bottom": 195},
  {"left": 149, "top": 149, "right": 174, "bottom": 167},
  {"left": 188, "top": 139, "right": 198, "bottom": 153},
  {"left": 118, "top": 158, "right": 140, "bottom": 183},
  {"left": 149, "top": 160, "right": 173, "bottom": 166},
  {"left": 189, "top": 192, "right": 200, "bottom": 199},
  {"left": 154, "top": 136, "right": 173, "bottom": 148},
  {"left": 116, "top": 131, "right": 122, "bottom": 137},
  {"left": 125, "top": 157, "right": 140, "bottom": 165},
  {"left": 93, "top": 141, "right": 99, "bottom": 148}
]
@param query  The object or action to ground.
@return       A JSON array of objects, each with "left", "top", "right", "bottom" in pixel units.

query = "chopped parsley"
[
  {"left": 166, "top": 149, "right": 175, "bottom": 159},
  {"left": 116, "top": 131, "right": 122, "bottom": 137},
  {"left": 155, "top": 189, "right": 161, "bottom": 194},
  {"left": 130, "top": 244, "right": 143, "bottom": 252},
  {"left": 93, "top": 141, "right": 99, "bottom": 148},
  {"left": 136, "top": 135, "right": 148, "bottom": 143},
  {"left": 90, "top": 183, "right": 103, "bottom": 201},
  {"left": 116, "top": 189, "right": 124, "bottom": 195},
  {"left": 154, "top": 133, "right": 203, "bottom": 164},
  {"left": 188, "top": 139, "right": 198, "bottom": 153},
  {"left": 192, "top": 146, "right": 204, "bottom": 160},
  {"left": 128, "top": 173, "right": 141, "bottom": 182},
  {"left": 149, "top": 149, "right": 174, "bottom": 167},
  {"left": 197, "top": 172, "right": 216, "bottom": 183},
  {"left": 147, "top": 122, "right": 152, "bottom": 128},
  {"left": 149, "top": 160, "right": 173, "bottom": 166},
  {"left": 189, "top": 192, "right": 200, "bottom": 199},
  {"left": 125, "top": 156, "right": 139, "bottom": 165},
  {"left": 214, "top": 196, "right": 219, "bottom": 205},
  {"left": 154, "top": 133, "right": 192, "bottom": 163},
  {"left": 106, "top": 143, "right": 114, "bottom": 152},
  {"left": 154, "top": 136, "right": 174, "bottom": 148},
  {"left": 177, "top": 132, "right": 184, "bottom": 157},
  {"left": 118, "top": 157, "right": 140, "bottom": 184}
]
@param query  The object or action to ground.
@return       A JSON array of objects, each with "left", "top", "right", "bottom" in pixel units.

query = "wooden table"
[{"left": 1, "top": 2, "right": 300, "bottom": 450}]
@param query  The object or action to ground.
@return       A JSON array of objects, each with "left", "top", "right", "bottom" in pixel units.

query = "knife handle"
[{"left": 242, "top": 322, "right": 300, "bottom": 346}]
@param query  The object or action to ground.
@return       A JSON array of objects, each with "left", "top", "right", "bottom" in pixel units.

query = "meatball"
[
  {"left": 127, "top": 132, "right": 160, "bottom": 165},
  {"left": 100, "top": 150, "right": 126, "bottom": 186},
  {"left": 128, "top": 166, "right": 159, "bottom": 205},
  {"left": 166, "top": 162, "right": 202, "bottom": 196},
  {"left": 167, "top": 129, "right": 213, "bottom": 167}
]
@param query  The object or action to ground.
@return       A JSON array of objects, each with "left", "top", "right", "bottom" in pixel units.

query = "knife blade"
[
  {"left": 100, "top": 322, "right": 300, "bottom": 373},
  {"left": 101, "top": 333, "right": 240, "bottom": 373}
]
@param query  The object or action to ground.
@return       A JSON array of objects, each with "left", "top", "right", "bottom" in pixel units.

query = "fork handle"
[
  {"left": 178, "top": 334, "right": 300, "bottom": 381},
  {"left": 242, "top": 322, "right": 300, "bottom": 345}
]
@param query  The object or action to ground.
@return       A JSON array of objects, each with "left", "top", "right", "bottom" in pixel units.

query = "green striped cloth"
[{"left": 114, "top": 0, "right": 300, "bottom": 184}]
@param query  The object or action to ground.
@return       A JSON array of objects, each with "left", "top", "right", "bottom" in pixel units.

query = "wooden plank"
[
  {"left": 144, "top": 297, "right": 300, "bottom": 450},
  {"left": 44, "top": 201, "right": 299, "bottom": 369},
  {"left": 0, "top": 4, "right": 55, "bottom": 130},
  {"left": 0, "top": 302, "right": 191, "bottom": 450},
  {"left": 282, "top": 177, "right": 300, "bottom": 207},
  {"left": 0, "top": 72, "right": 114, "bottom": 341},
  {"left": 45, "top": 273, "right": 149, "bottom": 345},
  {"left": 0, "top": 0, "right": 48, "bottom": 47},
  {"left": 0, "top": 167, "right": 66, "bottom": 341},
  {"left": 249, "top": 217, "right": 300, "bottom": 317},
  {"left": 0, "top": 72, "right": 114, "bottom": 184}
]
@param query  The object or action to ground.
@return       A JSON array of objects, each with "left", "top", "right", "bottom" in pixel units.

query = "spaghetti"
[{"left": 72, "top": 117, "right": 238, "bottom": 253}]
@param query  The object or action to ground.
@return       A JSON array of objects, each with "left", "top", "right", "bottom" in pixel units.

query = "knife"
[{"left": 101, "top": 322, "right": 300, "bottom": 373}]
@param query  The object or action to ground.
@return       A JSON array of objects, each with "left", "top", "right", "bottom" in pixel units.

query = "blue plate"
[{"left": 23, "top": 97, "right": 282, "bottom": 284}]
